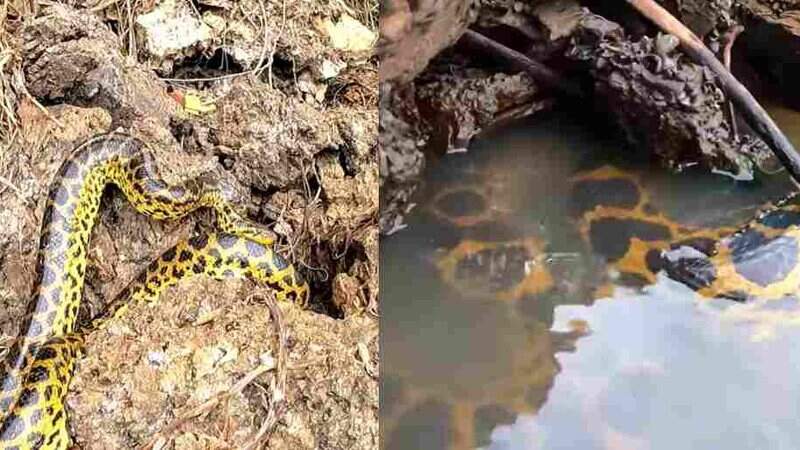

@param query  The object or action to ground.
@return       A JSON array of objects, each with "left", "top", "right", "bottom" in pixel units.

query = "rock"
[
  {"left": 212, "top": 79, "right": 339, "bottom": 190},
  {"left": 379, "top": 0, "right": 477, "bottom": 83},
  {"left": 379, "top": 82, "right": 427, "bottom": 235},
  {"left": 135, "top": 0, "right": 213, "bottom": 70},
  {"left": 20, "top": 4, "right": 178, "bottom": 127},
  {"left": 567, "top": 12, "right": 765, "bottom": 178},
  {"left": 192, "top": 341, "right": 238, "bottom": 378},
  {"left": 533, "top": 0, "right": 585, "bottom": 41},
  {"left": 202, "top": 10, "right": 267, "bottom": 69},
  {"left": 664, "top": 0, "right": 734, "bottom": 38},
  {"left": 416, "top": 68, "right": 551, "bottom": 152},
  {"left": 317, "top": 151, "right": 379, "bottom": 227},
  {"left": 318, "top": 13, "right": 376, "bottom": 53},
  {"left": 320, "top": 59, "right": 345, "bottom": 80}
]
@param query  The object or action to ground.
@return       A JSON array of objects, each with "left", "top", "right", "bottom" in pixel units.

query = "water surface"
[{"left": 381, "top": 108, "right": 800, "bottom": 450}]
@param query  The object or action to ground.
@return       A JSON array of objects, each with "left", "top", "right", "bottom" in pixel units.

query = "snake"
[
  {"left": 0, "top": 133, "right": 309, "bottom": 449},
  {"left": 433, "top": 163, "right": 800, "bottom": 303}
]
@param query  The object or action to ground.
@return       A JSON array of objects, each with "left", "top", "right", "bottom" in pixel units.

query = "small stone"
[
  {"left": 135, "top": 0, "right": 213, "bottom": 63},
  {"left": 320, "top": 59, "right": 345, "bottom": 80},
  {"left": 146, "top": 351, "right": 167, "bottom": 368},
  {"left": 259, "top": 352, "right": 276, "bottom": 369},
  {"left": 193, "top": 342, "right": 238, "bottom": 378},
  {"left": 317, "top": 13, "right": 376, "bottom": 52}
]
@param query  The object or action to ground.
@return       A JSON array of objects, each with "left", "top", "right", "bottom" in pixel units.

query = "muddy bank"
[
  {"left": 0, "top": 1, "right": 377, "bottom": 448},
  {"left": 378, "top": 0, "right": 800, "bottom": 232}
]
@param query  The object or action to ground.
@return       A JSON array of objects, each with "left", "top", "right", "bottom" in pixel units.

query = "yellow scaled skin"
[
  {"left": 0, "top": 133, "right": 308, "bottom": 449},
  {"left": 434, "top": 164, "right": 800, "bottom": 305}
]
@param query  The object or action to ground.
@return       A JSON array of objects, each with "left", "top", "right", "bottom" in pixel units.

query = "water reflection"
[
  {"left": 381, "top": 108, "right": 800, "bottom": 449},
  {"left": 487, "top": 277, "right": 800, "bottom": 450}
]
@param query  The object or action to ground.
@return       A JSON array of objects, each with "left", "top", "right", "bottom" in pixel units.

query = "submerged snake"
[
  {"left": 433, "top": 164, "right": 800, "bottom": 303},
  {"left": 0, "top": 133, "right": 309, "bottom": 449}
]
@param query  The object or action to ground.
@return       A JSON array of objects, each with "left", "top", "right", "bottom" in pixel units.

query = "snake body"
[
  {"left": 0, "top": 133, "right": 308, "bottom": 449},
  {"left": 434, "top": 163, "right": 800, "bottom": 303}
]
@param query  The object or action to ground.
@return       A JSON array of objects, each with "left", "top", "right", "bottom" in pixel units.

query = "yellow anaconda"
[
  {"left": 0, "top": 133, "right": 308, "bottom": 449},
  {"left": 432, "top": 163, "right": 800, "bottom": 303}
]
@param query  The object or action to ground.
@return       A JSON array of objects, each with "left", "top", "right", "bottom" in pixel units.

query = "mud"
[
  {"left": 737, "top": 1, "right": 800, "bottom": 109},
  {"left": 0, "top": 1, "right": 377, "bottom": 448}
]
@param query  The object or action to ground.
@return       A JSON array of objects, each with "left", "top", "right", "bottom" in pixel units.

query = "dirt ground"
[{"left": 0, "top": 0, "right": 378, "bottom": 448}]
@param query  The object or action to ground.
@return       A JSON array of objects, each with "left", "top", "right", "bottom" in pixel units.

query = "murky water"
[{"left": 381, "top": 107, "right": 800, "bottom": 449}]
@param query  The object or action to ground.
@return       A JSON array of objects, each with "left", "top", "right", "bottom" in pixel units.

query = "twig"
[
  {"left": 721, "top": 25, "right": 744, "bottom": 140},
  {"left": 626, "top": 0, "right": 800, "bottom": 184},
  {"left": 242, "top": 292, "right": 287, "bottom": 449},
  {"left": 460, "top": 29, "right": 584, "bottom": 97},
  {"left": 137, "top": 293, "right": 288, "bottom": 450}
]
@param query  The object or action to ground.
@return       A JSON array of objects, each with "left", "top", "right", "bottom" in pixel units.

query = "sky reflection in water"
[{"left": 486, "top": 276, "right": 800, "bottom": 450}]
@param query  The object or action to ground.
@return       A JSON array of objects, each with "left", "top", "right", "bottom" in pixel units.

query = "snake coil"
[{"left": 0, "top": 133, "right": 309, "bottom": 449}]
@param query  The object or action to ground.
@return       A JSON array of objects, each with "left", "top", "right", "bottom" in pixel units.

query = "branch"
[
  {"left": 460, "top": 29, "right": 584, "bottom": 97},
  {"left": 626, "top": 0, "right": 800, "bottom": 183}
]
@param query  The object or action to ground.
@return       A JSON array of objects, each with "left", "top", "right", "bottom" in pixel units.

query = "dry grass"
[
  {"left": 0, "top": 2, "right": 22, "bottom": 144},
  {"left": 341, "top": 0, "right": 378, "bottom": 30}
]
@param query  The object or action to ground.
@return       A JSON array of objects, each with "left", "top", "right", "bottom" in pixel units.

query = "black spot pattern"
[
  {"left": 37, "top": 347, "right": 57, "bottom": 361},
  {"left": 51, "top": 186, "right": 69, "bottom": 206},
  {"left": 272, "top": 252, "right": 289, "bottom": 270},
  {"left": 189, "top": 234, "right": 208, "bottom": 250},
  {"left": 39, "top": 265, "right": 56, "bottom": 287},
  {"left": 233, "top": 253, "right": 249, "bottom": 268},
  {"left": 435, "top": 189, "right": 488, "bottom": 219},
  {"left": 133, "top": 165, "right": 148, "bottom": 180},
  {"left": 178, "top": 250, "right": 193, "bottom": 262},
  {"left": 27, "top": 319, "right": 42, "bottom": 337},
  {"left": 571, "top": 178, "right": 640, "bottom": 216},
  {"left": 17, "top": 388, "right": 39, "bottom": 407},
  {"left": 61, "top": 161, "right": 80, "bottom": 179},
  {"left": 28, "top": 432, "right": 45, "bottom": 447},
  {"left": 758, "top": 209, "right": 800, "bottom": 229},
  {"left": 245, "top": 240, "right": 266, "bottom": 257},
  {"left": 589, "top": 218, "right": 672, "bottom": 262},
  {"left": 192, "top": 261, "right": 205, "bottom": 274},
  {"left": 218, "top": 234, "right": 239, "bottom": 249},
  {"left": 161, "top": 247, "right": 177, "bottom": 262},
  {"left": 0, "top": 413, "right": 24, "bottom": 440}
]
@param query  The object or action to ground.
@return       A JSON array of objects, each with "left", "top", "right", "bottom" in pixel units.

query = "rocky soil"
[{"left": 0, "top": 0, "right": 378, "bottom": 448}]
